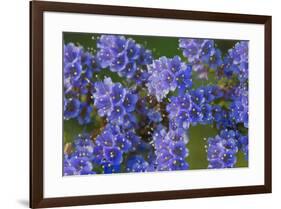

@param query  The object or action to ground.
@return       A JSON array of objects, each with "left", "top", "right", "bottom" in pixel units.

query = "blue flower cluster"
[
  {"left": 166, "top": 85, "right": 223, "bottom": 131},
  {"left": 64, "top": 43, "right": 100, "bottom": 125},
  {"left": 93, "top": 77, "right": 138, "bottom": 128},
  {"left": 64, "top": 133, "right": 96, "bottom": 175},
  {"left": 152, "top": 125, "right": 189, "bottom": 171},
  {"left": 96, "top": 35, "right": 153, "bottom": 84},
  {"left": 223, "top": 41, "right": 248, "bottom": 82},
  {"left": 227, "top": 41, "right": 249, "bottom": 129},
  {"left": 207, "top": 128, "right": 248, "bottom": 168},
  {"left": 93, "top": 124, "right": 146, "bottom": 173},
  {"left": 146, "top": 56, "right": 192, "bottom": 101},
  {"left": 207, "top": 129, "right": 239, "bottom": 168},
  {"left": 65, "top": 124, "right": 152, "bottom": 174},
  {"left": 63, "top": 35, "right": 249, "bottom": 175},
  {"left": 179, "top": 39, "right": 223, "bottom": 79}
]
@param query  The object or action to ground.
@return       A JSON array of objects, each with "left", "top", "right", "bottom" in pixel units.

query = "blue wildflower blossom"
[
  {"left": 69, "top": 156, "right": 94, "bottom": 175},
  {"left": 126, "top": 155, "right": 149, "bottom": 172},
  {"left": 93, "top": 77, "right": 138, "bottom": 125},
  {"left": 110, "top": 52, "right": 128, "bottom": 72},
  {"left": 64, "top": 98, "right": 80, "bottom": 119},
  {"left": 125, "top": 39, "right": 140, "bottom": 60},
  {"left": 207, "top": 129, "right": 239, "bottom": 169},
  {"left": 102, "top": 162, "right": 121, "bottom": 174},
  {"left": 152, "top": 126, "right": 189, "bottom": 171},
  {"left": 104, "top": 147, "right": 123, "bottom": 165},
  {"left": 147, "top": 56, "right": 190, "bottom": 101}
]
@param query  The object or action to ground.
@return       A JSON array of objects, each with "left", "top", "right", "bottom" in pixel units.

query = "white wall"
[{"left": 0, "top": 0, "right": 279, "bottom": 208}]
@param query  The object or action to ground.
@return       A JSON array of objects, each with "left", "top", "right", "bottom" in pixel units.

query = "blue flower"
[
  {"left": 238, "top": 135, "right": 248, "bottom": 160},
  {"left": 97, "top": 35, "right": 126, "bottom": 54},
  {"left": 222, "top": 41, "right": 248, "bottom": 82},
  {"left": 93, "top": 77, "right": 139, "bottom": 125},
  {"left": 118, "top": 62, "right": 137, "bottom": 78},
  {"left": 96, "top": 131, "right": 114, "bottom": 147},
  {"left": 73, "top": 133, "right": 94, "bottom": 152},
  {"left": 171, "top": 141, "right": 188, "bottom": 158},
  {"left": 70, "top": 156, "right": 94, "bottom": 175},
  {"left": 109, "top": 105, "right": 125, "bottom": 122},
  {"left": 123, "top": 93, "right": 138, "bottom": 112},
  {"left": 122, "top": 113, "right": 137, "bottom": 129},
  {"left": 179, "top": 39, "right": 202, "bottom": 63},
  {"left": 176, "top": 110, "right": 190, "bottom": 129},
  {"left": 125, "top": 39, "right": 140, "bottom": 60},
  {"left": 104, "top": 147, "right": 123, "bottom": 165},
  {"left": 110, "top": 52, "right": 128, "bottom": 72},
  {"left": 207, "top": 130, "right": 239, "bottom": 168},
  {"left": 221, "top": 151, "right": 237, "bottom": 168},
  {"left": 126, "top": 155, "right": 149, "bottom": 172},
  {"left": 96, "top": 35, "right": 153, "bottom": 84},
  {"left": 200, "top": 40, "right": 215, "bottom": 62},
  {"left": 92, "top": 145, "right": 104, "bottom": 164},
  {"left": 96, "top": 48, "right": 114, "bottom": 68},
  {"left": 94, "top": 95, "right": 113, "bottom": 117},
  {"left": 208, "top": 49, "right": 223, "bottom": 70},
  {"left": 152, "top": 127, "right": 189, "bottom": 171},
  {"left": 115, "top": 134, "right": 132, "bottom": 152},
  {"left": 147, "top": 56, "right": 188, "bottom": 101},
  {"left": 189, "top": 104, "right": 203, "bottom": 124},
  {"left": 110, "top": 83, "right": 126, "bottom": 104},
  {"left": 94, "top": 77, "right": 113, "bottom": 97},
  {"left": 175, "top": 65, "right": 192, "bottom": 95},
  {"left": 64, "top": 154, "right": 76, "bottom": 175},
  {"left": 125, "top": 131, "right": 142, "bottom": 152},
  {"left": 229, "top": 96, "right": 248, "bottom": 128},
  {"left": 200, "top": 104, "right": 213, "bottom": 124},
  {"left": 191, "top": 89, "right": 205, "bottom": 105},
  {"left": 102, "top": 162, "right": 121, "bottom": 174},
  {"left": 161, "top": 69, "right": 176, "bottom": 90},
  {"left": 64, "top": 98, "right": 80, "bottom": 119},
  {"left": 170, "top": 55, "right": 183, "bottom": 70},
  {"left": 156, "top": 150, "right": 174, "bottom": 171},
  {"left": 170, "top": 158, "right": 189, "bottom": 170},
  {"left": 64, "top": 43, "right": 83, "bottom": 64},
  {"left": 137, "top": 46, "right": 153, "bottom": 65},
  {"left": 64, "top": 61, "right": 83, "bottom": 82},
  {"left": 179, "top": 39, "right": 224, "bottom": 80}
]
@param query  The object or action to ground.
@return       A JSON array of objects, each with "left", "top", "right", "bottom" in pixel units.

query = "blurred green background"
[{"left": 63, "top": 32, "right": 248, "bottom": 169}]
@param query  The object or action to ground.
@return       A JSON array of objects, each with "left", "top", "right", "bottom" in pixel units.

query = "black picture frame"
[{"left": 30, "top": 1, "right": 272, "bottom": 208}]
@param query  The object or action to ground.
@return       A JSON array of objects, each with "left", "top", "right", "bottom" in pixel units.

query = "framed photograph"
[{"left": 30, "top": 1, "right": 272, "bottom": 208}]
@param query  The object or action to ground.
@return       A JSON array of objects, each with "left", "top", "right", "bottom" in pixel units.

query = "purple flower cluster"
[
  {"left": 66, "top": 124, "right": 152, "bottom": 174},
  {"left": 64, "top": 43, "right": 100, "bottom": 125},
  {"left": 96, "top": 35, "right": 153, "bottom": 84},
  {"left": 223, "top": 41, "right": 248, "bottom": 82},
  {"left": 152, "top": 126, "right": 189, "bottom": 171},
  {"left": 179, "top": 39, "right": 223, "bottom": 79},
  {"left": 93, "top": 124, "right": 144, "bottom": 173},
  {"left": 229, "top": 84, "right": 248, "bottom": 128},
  {"left": 64, "top": 133, "right": 96, "bottom": 175},
  {"left": 226, "top": 42, "right": 249, "bottom": 129},
  {"left": 207, "top": 129, "right": 239, "bottom": 168},
  {"left": 93, "top": 77, "right": 138, "bottom": 128},
  {"left": 166, "top": 85, "right": 223, "bottom": 131},
  {"left": 205, "top": 41, "right": 249, "bottom": 166},
  {"left": 146, "top": 56, "right": 192, "bottom": 101}
]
